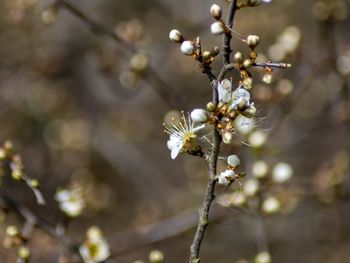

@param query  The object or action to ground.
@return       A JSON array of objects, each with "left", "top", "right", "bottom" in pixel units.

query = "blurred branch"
[
  {"left": 0, "top": 193, "right": 82, "bottom": 259},
  {"left": 253, "top": 62, "right": 291, "bottom": 69},
  {"left": 53, "top": 0, "right": 181, "bottom": 108}
]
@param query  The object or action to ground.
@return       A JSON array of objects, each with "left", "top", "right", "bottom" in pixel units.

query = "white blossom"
[
  {"left": 248, "top": 130, "right": 267, "bottom": 148},
  {"left": 217, "top": 79, "right": 232, "bottom": 103},
  {"left": 262, "top": 196, "right": 281, "bottom": 214},
  {"left": 164, "top": 112, "right": 204, "bottom": 159},
  {"left": 80, "top": 226, "right": 110, "bottom": 263},
  {"left": 272, "top": 162, "right": 293, "bottom": 183},
  {"left": 234, "top": 116, "right": 255, "bottom": 135},
  {"left": 55, "top": 188, "right": 84, "bottom": 217},
  {"left": 243, "top": 178, "right": 260, "bottom": 196},
  {"left": 252, "top": 160, "right": 269, "bottom": 178}
]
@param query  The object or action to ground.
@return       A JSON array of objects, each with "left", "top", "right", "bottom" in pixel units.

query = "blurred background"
[{"left": 0, "top": 0, "right": 350, "bottom": 262}]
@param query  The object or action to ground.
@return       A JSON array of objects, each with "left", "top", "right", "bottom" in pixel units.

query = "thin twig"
[
  {"left": 0, "top": 194, "right": 81, "bottom": 257},
  {"left": 253, "top": 62, "right": 292, "bottom": 69},
  {"left": 218, "top": 0, "right": 238, "bottom": 81}
]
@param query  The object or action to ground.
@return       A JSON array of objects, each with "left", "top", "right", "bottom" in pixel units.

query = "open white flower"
[
  {"left": 230, "top": 87, "right": 252, "bottom": 110},
  {"left": 164, "top": 112, "right": 204, "bottom": 159},
  {"left": 55, "top": 187, "right": 84, "bottom": 217},
  {"left": 80, "top": 226, "right": 110, "bottom": 263},
  {"left": 217, "top": 79, "right": 232, "bottom": 103}
]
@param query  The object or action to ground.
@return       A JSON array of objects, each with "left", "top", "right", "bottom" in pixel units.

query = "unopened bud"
[
  {"left": 190, "top": 109, "right": 208, "bottom": 123},
  {"left": 180, "top": 41, "right": 195, "bottom": 55},
  {"left": 41, "top": 6, "right": 57, "bottom": 25},
  {"left": 227, "top": 155, "right": 240, "bottom": 167},
  {"left": 18, "top": 246, "right": 30, "bottom": 259},
  {"left": 206, "top": 102, "right": 216, "bottom": 112},
  {"left": 211, "top": 22, "right": 225, "bottom": 35},
  {"left": 242, "top": 105, "right": 257, "bottom": 118},
  {"left": 242, "top": 78, "right": 253, "bottom": 90},
  {"left": 234, "top": 52, "right": 243, "bottom": 63},
  {"left": 243, "top": 59, "right": 253, "bottom": 68},
  {"left": 222, "top": 132, "right": 234, "bottom": 144},
  {"left": 246, "top": 35, "right": 260, "bottom": 49},
  {"left": 210, "top": 4, "right": 222, "bottom": 20},
  {"left": 169, "top": 29, "right": 184, "bottom": 43},
  {"left": 211, "top": 46, "right": 220, "bottom": 57},
  {"left": 149, "top": 250, "right": 164, "bottom": 263},
  {"left": 262, "top": 73, "right": 273, "bottom": 84}
]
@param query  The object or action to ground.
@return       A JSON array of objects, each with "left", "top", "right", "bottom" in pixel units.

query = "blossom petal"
[
  {"left": 171, "top": 140, "right": 184, "bottom": 159},
  {"left": 218, "top": 82, "right": 231, "bottom": 103}
]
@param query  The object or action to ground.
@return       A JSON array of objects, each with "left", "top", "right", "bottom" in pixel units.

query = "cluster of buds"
[
  {"left": 169, "top": 29, "right": 220, "bottom": 67},
  {"left": 217, "top": 155, "right": 246, "bottom": 186},
  {"left": 3, "top": 225, "right": 31, "bottom": 262},
  {"left": 218, "top": 159, "right": 294, "bottom": 214},
  {"left": 0, "top": 141, "right": 45, "bottom": 205},
  {"left": 209, "top": 4, "right": 230, "bottom": 36}
]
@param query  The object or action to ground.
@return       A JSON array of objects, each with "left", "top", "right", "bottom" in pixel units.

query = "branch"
[
  {"left": 0, "top": 194, "right": 81, "bottom": 258},
  {"left": 218, "top": 0, "right": 238, "bottom": 81}
]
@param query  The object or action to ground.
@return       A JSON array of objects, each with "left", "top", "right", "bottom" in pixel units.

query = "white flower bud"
[
  {"left": 227, "top": 155, "right": 240, "bottom": 167},
  {"left": 262, "top": 196, "right": 281, "bottom": 214},
  {"left": 149, "top": 250, "right": 164, "bottom": 263},
  {"left": 180, "top": 40, "right": 195, "bottom": 55},
  {"left": 254, "top": 251, "right": 271, "bottom": 263},
  {"left": 242, "top": 77, "right": 253, "bottom": 90},
  {"left": 234, "top": 115, "right": 255, "bottom": 135},
  {"left": 242, "top": 104, "right": 257, "bottom": 118},
  {"left": 272, "top": 162, "right": 293, "bottom": 183},
  {"left": 243, "top": 179, "right": 260, "bottom": 196},
  {"left": 190, "top": 109, "right": 208, "bottom": 123},
  {"left": 246, "top": 35, "right": 260, "bottom": 49},
  {"left": 262, "top": 73, "right": 273, "bottom": 84},
  {"left": 252, "top": 160, "right": 268, "bottom": 178},
  {"left": 243, "top": 59, "right": 253, "bottom": 68},
  {"left": 248, "top": 130, "right": 267, "bottom": 148},
  {"left": 210, "top": 4, "right": 222, "bottom": 20},
  {"left": 222, "top": 131, "right": 234, "bottom": 144},
  {"left": 218, "top": 169, "right": 235, "bottom": 186},
  {"left": 211, "top": 22, "right": 225, "bottom": 35},
  {"left": 169, "top": 29, "right": 183, "bottom": 43},
  {"left": 234, "top": 52, "right": 243, "bottom": 63}
]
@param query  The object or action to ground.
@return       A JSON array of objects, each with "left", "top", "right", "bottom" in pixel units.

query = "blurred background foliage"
[{"left": 0, "top": 0, "right": 350, "bottom": 262}]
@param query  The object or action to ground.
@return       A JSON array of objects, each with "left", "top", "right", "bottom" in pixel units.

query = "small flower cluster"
[
  {"left": 80, "top": 226, "right": 110, "bottom": 263},
  {"left": 218, "top": 160, "right": 294, "bottom": 214},
  {"left": 0, "top": 140, "right": 45, "bottom": 205},
  {"left": 3, "top": 225, "right": 31, "bottom": 261}
]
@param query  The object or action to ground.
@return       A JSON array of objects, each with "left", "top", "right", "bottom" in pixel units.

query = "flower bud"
[
  {"left": 222, "top": 131, "right": 234, "bottom": 144},
  {"left": 180, "top": 40, "right": 195, "bottom": 55},
  {"left": 41, "top": 6, "right": 57, "bottom": 25},
  {"left": 254, "top": 251, "right": 271, "bottom": 263},
  {"left": 211, "top": 22, "right": 225, "bottom": 35},
  {"left": 169, "top": 29, "right": 184, "bottom": 43},
  {"left": 242, "top": 104, "right": 257, "bottom": 118},
  {"left": 262, "top": 196, "right": 281, "bottom": 214},
  {"left": 242, "top": 78, "right": 253, "bottom": 90},
  {"left": 262, "top": 73, "right": 273, "bottom": 84},
  {"left": 243, "top": 59, "right": 253, "bottom": 68},
  {"left": 18, "top": 246, "right": 30, "bottom": 260},
  {"left": 227, "top": 155, "right": 240, "bottom": 167},
  {"left": 211, "top": 46, "right": 220, "bottom": 57},
  {"left": 246, "top": 35, "right": 260, "bottom": 49},
  {"left": 233, "top": 51, "right": 243, "bottom": 64},
  {"left": 218, "top": 169, "right": 235, "bottom": 186},
  {"left": 248, "top": 130, "right": 267, "bottom": 148},
  {"left": 190, "top": 109, "right": 208, "bottom": 123},
  {"left": 243, "top": 179, "right": 260, "bottom": 196},
  {"left": 210, "top": 4, "right": 222, "bottom": 20},
  {"left": 149, "top": 250, "right": 164, "bottom": 263},
  {"left": 272, "top": 162, "right": 293, "bottom": 183},
  {"left": 252, "top": 160, "right": 268, "bottom": 178},
  {"left": 206, "top": 102, "right": 216, "bottom": 112}
]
